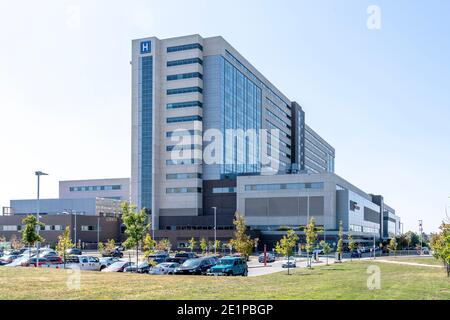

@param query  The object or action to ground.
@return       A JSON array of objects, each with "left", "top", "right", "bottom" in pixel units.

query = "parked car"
[
  {"left": 173, "top": 252, "right": 197, "bottom": 264},
  {"left": 312, "top": 249, "right": 324, "bottom": 255},
  {"left": 174, "top": 257, "right": 216, "bottom": 275},
  {"left": 149, "top": 262, "right": 180, "bottom": 275},
  {"left": 99, "top": 257, "right": 120, "bottom": 270},
  {"left": 0, "top": 254, "right": 19, "bottom": 265},
  {"left": 351, "top": 250, "right": 362, "bottom": 258},
  {"left": 66, "top": 248, "right": 82, "bottom": 255},
  {"left": 40, "top": 251, "right": 59, "bottom": 258},
  {"left": 258, "top": 252, "right": 276, "bottom": 263},
  {"left": 101, "top": 261, "right": 134, "bottom": 272},
  {"left": 422, "top": 247, "right": 430, "bottom": 255},
  {"left": 3, "top": 255, "right": 29, "bottom": 267},
  {"left": 282, "top": 257, "right": 296, "bottom": 268},
  {"left": 208, "top": 257, "right": 248, "bottom": 276},
  {"left": 165, "top": 257, "right": 183, "bottom": 264},
  {"left": 21, "top": 257, "right": 50, "bottom": 267},
  {"left": 64, "top": 255, "right": 101, "bottom": 271},
  {"left": 124, "top": 261, "right": 152, "bottom": 274},
  {"left": 147, "top": 251, "right": 169, "bottom": 264},
  {"left": 101, "top": 248, "right": 123, "bottom": 258}
]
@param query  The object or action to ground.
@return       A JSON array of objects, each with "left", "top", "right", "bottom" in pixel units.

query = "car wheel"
[
  {"left": 242, "top": 269, "right": 248, "bottom": 277},
  {"left": 227, "top": 271, "right": 233, "bottom": 276}
]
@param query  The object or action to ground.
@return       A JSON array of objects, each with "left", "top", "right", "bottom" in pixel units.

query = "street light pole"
[
  {"left": 35, "top": 171, "right": 48, "bottom": 268},
  {"left": 212, "top": 207, "right": 217, "bottom": 255}
]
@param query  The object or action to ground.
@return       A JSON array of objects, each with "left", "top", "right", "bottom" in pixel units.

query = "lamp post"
[
  {"left": 212, "top": 207, "right": 217, "bottom": 255},
  {"left": 418, "top": 220, "right": 423, "bottom": 255},
  {"left": 35, "top": 171, "right": 48, "bottom": 268}
]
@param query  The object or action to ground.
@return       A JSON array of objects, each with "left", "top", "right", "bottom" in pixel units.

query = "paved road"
[{"left": 247, "top": 256, "right": 336, "bottom": 277}]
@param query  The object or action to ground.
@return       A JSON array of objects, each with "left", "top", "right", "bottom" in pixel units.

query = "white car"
[
  {"left": 281, "top": 257, "right": 296, "bottom": 268},
  {"left": 62, "top": 255, "right": 101, "bottom": 271},
  {"left": 149, "top": 262, "right": 180, "bottom": 275}
]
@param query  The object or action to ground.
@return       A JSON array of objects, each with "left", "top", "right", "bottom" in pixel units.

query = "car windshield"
[
  {"left": 182, "top": 259, "right": 200, "bottom": 267},
  {"left": 138, "top": 262, "right": 148, "bottom": 268},
  {"left": 218, "top": 259, "right": 235, "bottom": 265}
]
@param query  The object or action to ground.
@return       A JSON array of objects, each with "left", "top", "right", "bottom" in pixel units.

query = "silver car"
[{"left": 149, "top": 262, "right": 180, "bottom": 275}]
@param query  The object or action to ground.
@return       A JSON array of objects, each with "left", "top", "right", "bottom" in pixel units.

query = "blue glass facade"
[
  {"left": 221, "top": 57, "right": 262, "bottom": 176},
  {"left": 141, "top": 56, "right": 153, "bottom": 211}
]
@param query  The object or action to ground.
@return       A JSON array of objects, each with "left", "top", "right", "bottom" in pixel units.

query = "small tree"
[
  {"left": 143, "top": 233, "right": 156, "bottom": 260},
  {"left": 200, "top": 238, "right": 207, "bottom": 254},
  {"left": 430, "top": 221, "right": 450, "bottom": 277},
  {"left": 320, "top": 240, "right": 332, "bottom": 265},
  {"left": 388, "top": 237, "right": 398, "bottom": 256},
  {"left": 97, "top": 242, "right": 104, "bottom": 253},
  {"left": 336, "top": 221, "right": 344, "bottom": 262},
  {"left": 229, "top": 212, "right": 254, "bottom": 260},
  {"left": 121, "top": 202, "right": 149, "bottom": 272},
  {"left": 305, "top": 217, "right": 317, "bottom": 268},
  {"left": 348, "top": 233, "right": 356, "bottom": 261},
  {"left": 9, "top": 234, "right": 22, "bottom": 250},
  {"left": 188, "top": 237, "right": 197, "bottom": 252},
  {"left": 214, "top": 240, "right": 222, "bottom": 254},
  {"left": 155, "top": 239, "right": 171, "bottom": 252},
  {"left": 105, "top": 239, "right": 116, "bottom": 253},
  {"left": 21, "top": 215, "right": 44, "bottom": 259},
  {"left": 56, "top": 226, "right": 74, "bottom": 268},
  {"left": 275, "top": 229, "right": 299, "bottom": 275}
]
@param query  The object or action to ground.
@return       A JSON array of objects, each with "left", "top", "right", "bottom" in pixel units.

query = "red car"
[{"left": 21, "top": 257, "right": 49, "bottom": 267}]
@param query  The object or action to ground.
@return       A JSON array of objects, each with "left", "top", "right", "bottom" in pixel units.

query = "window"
[
  {"left": 166, "top": 173, "right": 202, "bottom": 180},
  {"left": 167, "top": 87, "right": 202, "bottom": 95},
  {"left": 167, "top": 101, "right": 202, "bottom": 109},
  {"left": 166, "top": 187, "right": 202, "bottom": 194},
  {"left": 2, "top": 225, "right": 19, "bottom": 231},
  {"left": 245, "top": 182, "right": 324, "bottom": 191},
  {"left": 81, "top": 225, "right": 97, "bottom": 231},
  {"left": 167, "top": 115, "right": 202, "bottom": 123},
  {"left": 167, "top": 43, "right": 203, "bottom": 52},
  {"left": 212, "top": 187, "right": 237, "bottom": 194},
  {"left": 69, "top": 185, "right": 121, "bottom": 192},
  {"left": 44, "top": 225, "right": 63, "bottom": 231},
  {"left": 167, "top": 57, "right": 203, "bottom": 67},
  {"left": 167, "top": 72, "right": 203, "bottom": 81}
]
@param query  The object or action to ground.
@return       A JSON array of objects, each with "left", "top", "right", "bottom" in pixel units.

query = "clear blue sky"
[{"left": 0, "top": 0, "right": 449, "bottom": 233}]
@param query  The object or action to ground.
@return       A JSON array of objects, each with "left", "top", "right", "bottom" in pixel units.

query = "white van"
[{"left": 44, "top": 255, "right": 101, "bottom": 271}]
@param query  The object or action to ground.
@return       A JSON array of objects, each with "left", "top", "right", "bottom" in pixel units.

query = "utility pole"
[
  {"left": 212, "top": 207, "right": 217, "bottom": 255},
  {"left": 35, "top": 171, "right": 48, "bottom": 268},
  {"left": 419, "top": 220, "right": 423, "bottom": 255}
]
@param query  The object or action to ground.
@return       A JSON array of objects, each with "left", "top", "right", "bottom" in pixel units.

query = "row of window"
[
  {"left": 167, "top": 115, "right": 202, "bottom": 123},
  {"left": 166, "top": 187, "right": 202, "bottom": 194},
  {"left": 305, "top": 130, "right": 334, "bottom": 155},
  {"left": 305, "top": 154, "right": 327, "bottom": 171},
  {"left": 245, "top": 182, "right": 324, "bottom": 191},
  {"left": 349, "top": 224, "right": 379, "bottom": 234},
  {"left": 1, "top": 225, "right": 96, "bottom": 232},
  {"left": 166, "top": 159, "right": 202, "bottom": 165},
  {"left": 69, "top": 185, "right": 121, "bottom": 192},
  {"left": 167, "top": 101, "right": 203, "bottom": 110},
  {"left": 266, "top": 109, "right": 291, "bottom": 130},
  {"left": 170, "top": 225, "right": 234, "bottom": 231},
  {"left": 166, "top": 129, "right": 202, "bottom": 138},
  {"left": 167, "top": 72, "right": 203, "bottom": 81},
  {"left": 167, "top": 43, "right": 203, "bottom": 53},
  {"left": 167, "top": 86, "right": 203, "bottom": 95},
  {"left": 268, "top": 143, "right": 291, "bottom": 159},
  {"left": 167, "top": 57, "right": 203, "bottom": 67},
  {"left": 166, "top": 144, "right": 202, "bottom": 151},
  {"left": 266, "top": 97, "right": 291, "bottom": 119},
  {"left": 212, "top": 187, "right": 237, "bottom": 194},
  {"left": 266, "top": 120, "right": 291, "bottom": 139},
  {"left": 224, "top": 50, "right": 290, "bottom": 109},
  {"left": 166, "top": 173, "right": 202, "bottom": 180}
]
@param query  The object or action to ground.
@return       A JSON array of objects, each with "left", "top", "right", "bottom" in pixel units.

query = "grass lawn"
[
  {"left": 379, "top": 256, "right": 444, "bottom": 266},
  {"left": 0, "top": 261, "right": 448, "bottom": 300}
]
